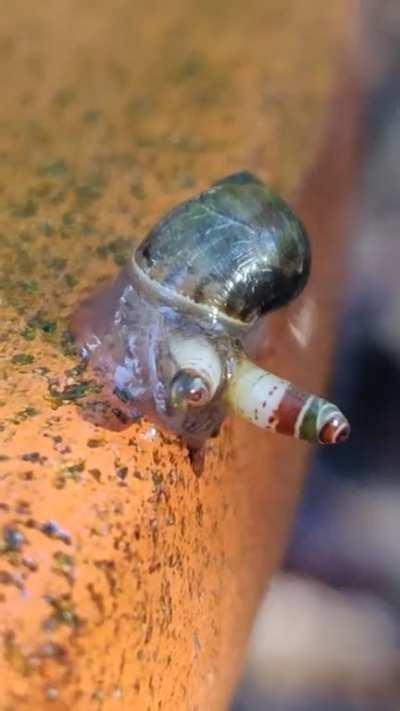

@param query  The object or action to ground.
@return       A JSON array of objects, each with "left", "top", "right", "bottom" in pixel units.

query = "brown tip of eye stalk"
[{"left": 318, "top": 415, "right": 351, "bottom": 445}]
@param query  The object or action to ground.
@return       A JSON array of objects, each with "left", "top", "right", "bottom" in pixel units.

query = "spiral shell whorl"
[{"left": 134, "top": 172, "right": 311, "bottom": 327}]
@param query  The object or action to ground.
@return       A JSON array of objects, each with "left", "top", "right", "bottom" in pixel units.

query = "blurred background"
[{"left": 233, "top": 2, "right": 400, "bottom": 709}]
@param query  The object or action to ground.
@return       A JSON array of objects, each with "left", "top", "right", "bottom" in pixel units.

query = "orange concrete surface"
[{"left": 0, "top": 1, "right": 352, "bottom": 709}]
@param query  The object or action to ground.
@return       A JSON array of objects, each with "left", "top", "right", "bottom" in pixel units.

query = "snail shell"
[
  {"left": 133, "top": 171, "right": 311, "bottom": 329},
  {"left": 75, "top": 171, "right": 349, "bottom": 447}
]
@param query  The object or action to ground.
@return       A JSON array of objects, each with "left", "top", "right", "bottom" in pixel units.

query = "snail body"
[{"left": 78, "top": 172, "right": 349, "bottom": 446}]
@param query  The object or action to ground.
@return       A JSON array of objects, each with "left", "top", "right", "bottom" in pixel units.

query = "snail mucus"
[{"left": 77, "top": 172, "right": 350, "bottom": 447}]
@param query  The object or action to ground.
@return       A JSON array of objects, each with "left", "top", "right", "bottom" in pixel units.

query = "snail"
[{"left": 76, "top": 171, "right": 350, "bottom": 447}]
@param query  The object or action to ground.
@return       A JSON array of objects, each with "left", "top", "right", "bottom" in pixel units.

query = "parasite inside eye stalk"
[
  {"left": 225, "top": 358, "right": 350, "bottom": 445},
  {"left": 166, "top": 333, "right": 349, "bottom": 445}
]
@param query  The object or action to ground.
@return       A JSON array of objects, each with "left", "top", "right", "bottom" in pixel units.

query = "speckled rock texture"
[{"left": 0, "top": 1, "right": 353, "bottom": 709}]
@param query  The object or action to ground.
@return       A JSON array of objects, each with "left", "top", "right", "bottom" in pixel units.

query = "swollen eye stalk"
[{"left": 225, "top": 358, "right": 350, "bottom": 445}]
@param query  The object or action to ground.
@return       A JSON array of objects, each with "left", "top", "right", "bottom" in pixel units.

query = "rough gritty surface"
[{"left": 0, "top": 1, "right": 349, "bottom": 709}]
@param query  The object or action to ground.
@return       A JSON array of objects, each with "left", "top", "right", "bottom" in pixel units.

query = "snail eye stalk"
[
  {"left": 169, "top": 369, "right": 212, "bottom": 411},
  {"left": 225, "top": 358, "right": 350, "bottom": 445},
  {"left": 167, "top": 333, "right": 223, "bottom": 413}
]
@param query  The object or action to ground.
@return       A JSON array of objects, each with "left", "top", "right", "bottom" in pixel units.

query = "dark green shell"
[{"left": 135, "top": 172, "right": 311, "bottom": 325}]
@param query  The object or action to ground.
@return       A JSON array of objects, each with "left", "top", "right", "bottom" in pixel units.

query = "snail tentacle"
[
  {"left": 225, "top": 358, "right": 350, "bottom": 445},
  {"left": 167, "top": 334, "right": 223, "bottom": 411}
]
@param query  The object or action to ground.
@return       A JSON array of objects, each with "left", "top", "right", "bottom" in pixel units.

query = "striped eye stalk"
[
  {"left": 168, "top": 335, "right": 349, "bottom": 445},
  {"left": 225, "top": 359, "right": 350, "bottom": 445}
]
